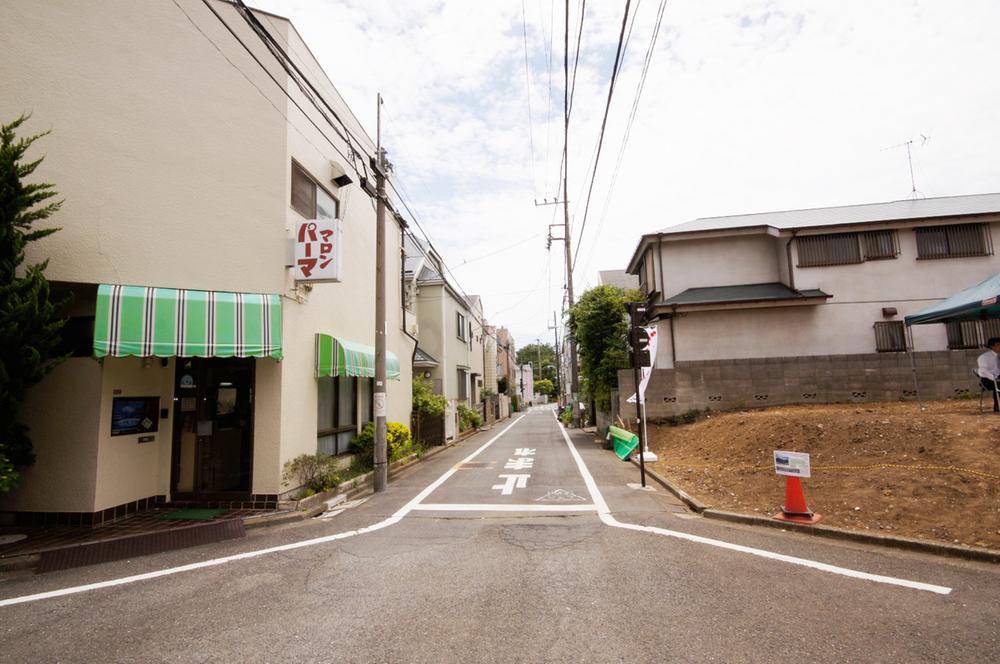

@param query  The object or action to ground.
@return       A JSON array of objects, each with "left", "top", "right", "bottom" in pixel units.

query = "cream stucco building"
[
  {"left": 1, "top": 1, "right": 413, "bottom": 524},
  {"left": 404, "top": 237, "right": 488, "bottom": 438}
]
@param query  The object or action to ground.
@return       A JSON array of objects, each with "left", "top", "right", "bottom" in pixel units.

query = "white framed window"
[
  {"left": 457, "top": 312, "right": 467, "bottom": 341},
  {"left": 317, "top": 376, "right": 357, "bottom": 455},
  {"left": 291, "top": 161, "right": 338, "bottom": 220}
]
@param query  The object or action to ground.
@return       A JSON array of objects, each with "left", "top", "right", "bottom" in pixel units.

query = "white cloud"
[{"left": 254, "top": 0, "right": 1000, "bottom": 347}]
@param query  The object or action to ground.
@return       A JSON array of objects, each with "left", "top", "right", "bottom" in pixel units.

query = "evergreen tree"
[
  {"left": 0, "top": 115, "right": 65, "bottom": 492},
  {"left": 567, "top": 285, "right": 637, "bottom": 413}
]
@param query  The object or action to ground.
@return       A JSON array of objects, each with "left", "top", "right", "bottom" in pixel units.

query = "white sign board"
[
  {"left": 294, "top": 218, "right": 342, "bottom": 282},
  {"left": 773, "top": 450, "right": 811, "bottom": 478},
  {"left": 626, "top": 325, "right": 658, "bottom": 404}
]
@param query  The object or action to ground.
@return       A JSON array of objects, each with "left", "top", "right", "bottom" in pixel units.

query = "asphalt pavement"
[{"left": 1, "top": 406, "right": 998, "bottom": 663}]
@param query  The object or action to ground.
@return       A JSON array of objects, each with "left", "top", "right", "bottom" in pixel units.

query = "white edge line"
[
  {"left": 0, "top": 415, "right": 530, "bottom": 609},
  {"left": 551, "top": 410, "right": 953, "bottom": 596},
  {"left": 412, "top": 504, "right": 595, "bottom": 512}
]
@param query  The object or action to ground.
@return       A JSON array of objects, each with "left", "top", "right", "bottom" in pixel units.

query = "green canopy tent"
[
  {"left": 904, "top": 272, "right": 1000, "bottom": 325},
  {"left": 904, "top": 271, "right": 1000, "bottom": 405}
]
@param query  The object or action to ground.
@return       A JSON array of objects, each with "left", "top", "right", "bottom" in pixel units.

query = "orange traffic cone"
[{"left": 773, "top": 476, "right": 821, "bottom": 524}]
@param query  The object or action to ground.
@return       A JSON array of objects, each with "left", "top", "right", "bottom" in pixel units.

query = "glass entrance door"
[{"left": 171, "top": 358, "right": 255, "bottom": 498}]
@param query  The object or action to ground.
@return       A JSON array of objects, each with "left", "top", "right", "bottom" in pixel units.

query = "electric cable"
[
  {"left": 570, "top": 0, "right": 632, "bottom": 270},
  {"left": 577, "top": 0, "right": 667, "bottom": 279}
]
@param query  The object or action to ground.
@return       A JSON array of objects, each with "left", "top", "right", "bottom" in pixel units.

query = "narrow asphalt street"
[{"left": 1, "top": 407, "right": 998, "bottom": 663}]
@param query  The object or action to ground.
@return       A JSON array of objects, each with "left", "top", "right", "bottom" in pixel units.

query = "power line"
[
  {"left": 230, "top": 1, "right": 369, "bottom": 179},
  {"left": 571, "top": 0, "right": 633, "bottom": 270},
  {"left": 452, "top": 232, "right": 547, "bottom": 269},
  {"left": 566, "top": 0, "right": 587, "bottom": 121},
  {"left": 579, "top": 0, "right": 667, "bottom": 279},
  {"left": 193, "top": 0, "right": 368, "bottom": 182}
]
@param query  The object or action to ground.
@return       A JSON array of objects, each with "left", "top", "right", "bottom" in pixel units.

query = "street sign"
[{"left": 773, "top": 450, "right": 811, "bottom": 478}]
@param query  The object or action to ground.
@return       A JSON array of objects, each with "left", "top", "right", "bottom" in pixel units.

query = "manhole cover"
[{"left": 0, "top": 534, "right": 28, "bottom": 546}]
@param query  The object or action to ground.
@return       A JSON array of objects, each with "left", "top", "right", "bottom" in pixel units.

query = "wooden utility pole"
[
  {"left": 563, "top": 0, "right": 580, "bottom": 423},
  {"left": 548, "top": 311, "right": 561, "bottom": 402},
  {"left": 374, "top": 93, "right": 388, "bottom": 492}
]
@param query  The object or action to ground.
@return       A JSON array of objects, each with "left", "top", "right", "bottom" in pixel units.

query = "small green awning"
[
  {"left": 94, "top": 284, "right": 282, "bottom": 359},
  {"left": 315, "top": 333, "right": 400, "bottom": 380}
]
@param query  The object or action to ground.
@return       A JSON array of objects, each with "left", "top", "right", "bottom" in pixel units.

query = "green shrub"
[
  {"left": 282, "top": 453, "right": 341, "bottom": 494},
  {"left": 413, "top": 377, "right": 447, "bottom": 416},
  {"left": 457, "top": 404, "right": 482, "bottom": 431},
  {"left": 558, "top": 406, "right": 573, "bottom": 426},
  {"left": 350, "top": 421, "right": 416, "bottom": 468}
]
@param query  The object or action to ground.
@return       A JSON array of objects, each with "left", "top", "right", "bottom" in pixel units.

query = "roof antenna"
[{"left": 881, "top": 134, "right": 930, "bottom": 200}]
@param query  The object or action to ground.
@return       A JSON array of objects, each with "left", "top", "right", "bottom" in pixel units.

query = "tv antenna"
[{"left": 881, "top": 134, "right": 930, "bottom": 199}]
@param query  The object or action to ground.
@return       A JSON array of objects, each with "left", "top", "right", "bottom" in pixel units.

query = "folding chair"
[{"left": 973, "top": 368, "right": 1000, "bottom": 412}]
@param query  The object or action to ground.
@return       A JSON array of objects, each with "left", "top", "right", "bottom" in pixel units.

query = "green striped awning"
[
  {"left": 94, "top": 284, "right": 282, "bottom": 359},
  {"left": 315, "top": 333, "right": 400, "bottom": 380}
]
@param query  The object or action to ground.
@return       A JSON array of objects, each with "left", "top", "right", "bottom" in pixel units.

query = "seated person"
[{"left": 977, "top": 336, "right": 1000, "bottom": 412}]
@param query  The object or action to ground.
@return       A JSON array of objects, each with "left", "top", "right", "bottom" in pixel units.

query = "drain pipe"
[
  {"left": 785, "top": 231, "right": 798, "bottom": 292},
  {"left": 669, "top": 304, "right": 678, "bottom": 366},
  {"left": 400, "top": 226, "right": 419, "bottom": 366},
  {"left": 657, "top": 236, "right": 666, "bottom": 300}
]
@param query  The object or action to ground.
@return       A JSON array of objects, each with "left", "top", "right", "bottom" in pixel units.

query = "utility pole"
[
  {"left": 563, "top": 0, "right": 580, "bottom": 424},
  {"left": 548, "top": 311, "right": 561, "bottom": 403},
  {"left": 373, "top": 93, "right": 388, "bottom": 492}
]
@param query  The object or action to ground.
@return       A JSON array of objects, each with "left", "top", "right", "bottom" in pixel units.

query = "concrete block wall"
[{"left": 617, "top": 350, "right": 984, "bottom": 418}]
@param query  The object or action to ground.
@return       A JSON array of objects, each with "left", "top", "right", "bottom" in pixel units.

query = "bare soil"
[{"left": 643, "top": 400, "right": 1000, "bottom": 551}]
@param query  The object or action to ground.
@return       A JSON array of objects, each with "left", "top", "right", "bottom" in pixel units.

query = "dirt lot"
[{"left": 642, "top": 400, "right": 1000, "bottom": 551}]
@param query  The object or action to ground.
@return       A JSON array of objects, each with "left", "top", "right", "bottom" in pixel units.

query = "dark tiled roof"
[
  {"left": 413, "top": 347, "right": 439, "bottom": 365},
  {"left": 662, "top": 282, "right": 830, "bottom": 306}
]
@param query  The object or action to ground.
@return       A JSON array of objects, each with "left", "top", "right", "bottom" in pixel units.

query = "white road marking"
[
  {"left": 411, "top": 503, "right": 595, "bottom": 512},
  {"left": 551, "top": 411, "right": 952, "bottom": 596},
  {"left": 535, "top": 489, "right": 588, "bottom": 503},
  {"left": 0, "top": 415, "right": 530, "bottom": 609},
  {"left": 514, "top": 448, "right": 536, "bottom": 456},
  {"left": 504, "top": 457, "right": 534, "bottom": 470},
  {"left": 492, "top": 474, "right": 530, "bottom": 495}
]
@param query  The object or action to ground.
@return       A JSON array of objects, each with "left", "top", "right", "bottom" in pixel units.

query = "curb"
[
  {"left": 192, "top": 422, "right": 490, "bottom": 529},
  {"left": 0, "top": 425, "right": 499, "bottom": 573},
  {"left": 629, "top": 458, "right": 1000, "bottom": 565}
]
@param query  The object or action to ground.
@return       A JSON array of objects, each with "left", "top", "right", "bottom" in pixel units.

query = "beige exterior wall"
[
  {"left": 416, "top": 283, "right": 447, "bottom": 391},
  {"left": 4, "top": 0, "right": 288, "bottom": 295},
  {"left": 1, "top": 1, "right": 414, "bottom": 510},
  {"left": 650, "top": 220, "right": 1000, "bottom": 362},
  {"left": 659, "top": 234, "right": 781, "bottom": 295},
  {"left": 93, "top": 357, "right": 176, "bottom": 511},
  {"left": 0, "top": 359, "right": 102, "bottom": 513}
]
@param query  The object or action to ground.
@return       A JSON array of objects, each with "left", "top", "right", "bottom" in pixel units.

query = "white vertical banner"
[
  {"left": 294, "top": 218, "right": 342, "bottom": 282},
  {"left": 626, "top": 326, "right": 658, "bottom": 404}
]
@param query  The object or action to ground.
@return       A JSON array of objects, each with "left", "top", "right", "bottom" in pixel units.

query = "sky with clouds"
[{"left": 253, "top": 0, "right": 1000, "bottom": 349}]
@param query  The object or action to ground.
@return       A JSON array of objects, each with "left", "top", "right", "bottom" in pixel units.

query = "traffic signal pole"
[
  {"left": 627, "top": 302, "right": 651, "bottom": 487},
  {"left": 631, "top": 346, "right": 646, "bottom": 488}
]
